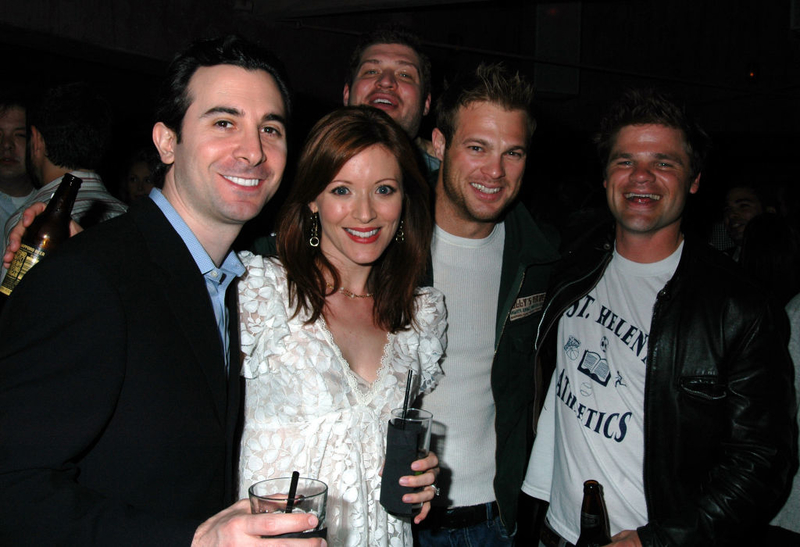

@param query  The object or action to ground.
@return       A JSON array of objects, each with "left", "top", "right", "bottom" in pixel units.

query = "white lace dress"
[{"left": 237, "top": 253, "right": 447, "bottom": 547}]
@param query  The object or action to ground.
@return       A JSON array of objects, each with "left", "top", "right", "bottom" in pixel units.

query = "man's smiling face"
[
  {"left": 604, "top": 123, "right": 699, "bottom": 242},
  {"left": 343, "top": 43, "right": 430, "bottom": 138},
  {"left": 157, "top": 64, "right": 288, "bottom": 233},
  {"left": 433, "top": 101, "right": 529, "bottom": 239}
]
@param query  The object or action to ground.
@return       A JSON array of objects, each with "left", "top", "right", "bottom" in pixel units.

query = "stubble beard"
[{"left": 438, "top": 159, "right": 506, "bottom": 226}]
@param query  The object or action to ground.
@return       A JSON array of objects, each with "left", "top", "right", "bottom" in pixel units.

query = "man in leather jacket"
[{"left": 521, "top": 89, "right": 797, "bottom": 547}]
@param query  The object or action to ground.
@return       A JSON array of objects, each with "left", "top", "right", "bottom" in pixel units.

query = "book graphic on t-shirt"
[{"left": 578, "top": 350, "right": 611, "bottom": 386}]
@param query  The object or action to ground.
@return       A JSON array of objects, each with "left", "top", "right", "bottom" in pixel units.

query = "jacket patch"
[{"left": 510, "top": 293, "right": 545, "bottom": 321}]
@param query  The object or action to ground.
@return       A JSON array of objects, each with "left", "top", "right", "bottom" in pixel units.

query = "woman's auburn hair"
[{"left": 276, "top": 105, "right": 433, "bottom": 332}]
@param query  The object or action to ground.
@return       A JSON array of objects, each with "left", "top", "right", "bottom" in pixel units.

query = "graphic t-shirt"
[{"left": 523, "top": 242, "right": 683, "bottom": 543}]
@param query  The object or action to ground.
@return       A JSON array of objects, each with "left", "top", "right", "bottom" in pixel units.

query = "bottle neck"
[{"left": 44, "top": 173, "right": 82, "bottom": 217}]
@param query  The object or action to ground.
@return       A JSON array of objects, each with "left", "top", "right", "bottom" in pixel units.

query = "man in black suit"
[{"left": 0, "top": 36, "right": 324, "bottom": 546}]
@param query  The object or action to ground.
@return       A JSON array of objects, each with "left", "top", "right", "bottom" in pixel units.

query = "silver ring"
[{"left": 431, "top": 484, "right": 440, "bottom": 497}]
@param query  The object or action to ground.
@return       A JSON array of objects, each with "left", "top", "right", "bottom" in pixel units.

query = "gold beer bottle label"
[{"left": 0, "top": 244, "right": 47, "bottom": 296}]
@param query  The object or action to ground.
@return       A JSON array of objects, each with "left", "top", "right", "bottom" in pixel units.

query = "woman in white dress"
[{"left": 238, "top": 106, "right": 446, "bottom": 546}]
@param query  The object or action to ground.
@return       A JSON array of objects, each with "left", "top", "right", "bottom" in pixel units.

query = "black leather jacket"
[{"left": 534, "top": 226, "right": 798, "bottom": 547}]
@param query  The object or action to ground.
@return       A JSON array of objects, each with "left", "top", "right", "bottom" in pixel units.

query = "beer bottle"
[
  {"left": 0, "top": 173, "right": 82, "bottom": 297},
  {"left": 576, "top": 479, "right": 612, "bottom": 547}
]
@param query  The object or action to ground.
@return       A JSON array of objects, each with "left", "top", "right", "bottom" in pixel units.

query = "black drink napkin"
[{"left": 380, "top": 419, "right": 423, "bottom": 516}]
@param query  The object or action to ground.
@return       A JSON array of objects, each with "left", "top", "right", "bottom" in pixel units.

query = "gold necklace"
[{"left": 326, "top": 282, "right": 373, "bottom": 299}]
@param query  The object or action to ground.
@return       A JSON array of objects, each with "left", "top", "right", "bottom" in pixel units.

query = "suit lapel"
[{"left": 132, "top": 200, "right": 228, "bottom": 426}]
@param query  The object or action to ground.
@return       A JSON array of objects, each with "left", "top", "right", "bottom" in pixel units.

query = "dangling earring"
[
  {"left": 395, "top": 219, "right": 405, "bottom": 243},
  {"left": 309, "top": 212, "right": 320, "bottom": 247}
]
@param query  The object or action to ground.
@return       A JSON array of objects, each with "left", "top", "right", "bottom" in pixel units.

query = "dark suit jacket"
[{"left": 0, "top": 198, "right": 243, "bottom": 546}]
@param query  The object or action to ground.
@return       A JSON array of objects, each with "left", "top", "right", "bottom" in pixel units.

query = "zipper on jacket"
[
  {"left": 641, "top": 282, "right": 671, "bottom": 523},
  {"left": 534, "top": 253, "right": 612, "bottom": 354},
  {"left": 491, "top": 269, "right": 525, "bottom": 532},
  {"left": 532, "top": 252, "right": 612, "bottom": 435}
]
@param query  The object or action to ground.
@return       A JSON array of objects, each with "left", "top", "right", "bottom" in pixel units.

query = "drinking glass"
[
  {"left": 248, "top": 477, "right": 328, "bottom": 539},
  {"left": 380, "top": 407, "right": 433, "bottom": 516}
]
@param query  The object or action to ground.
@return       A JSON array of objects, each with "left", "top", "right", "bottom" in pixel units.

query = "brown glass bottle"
[
  {"left": 575, "top": 480, "right": 612, "bottom": 547},
  {"left": 0, "top": 173, "right": 82, "bottom": 297}
]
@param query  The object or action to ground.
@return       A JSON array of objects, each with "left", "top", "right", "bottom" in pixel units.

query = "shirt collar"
[{"left": 148, "top": 188, "right": 244, "bottom": 279}]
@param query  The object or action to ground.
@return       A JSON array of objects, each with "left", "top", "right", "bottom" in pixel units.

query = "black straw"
[
  {"left": 285, "top": 471, "right": 300, "bottom": 513},
  {"left": 401, "top": 370, "right": 413, "bottom": 425}
]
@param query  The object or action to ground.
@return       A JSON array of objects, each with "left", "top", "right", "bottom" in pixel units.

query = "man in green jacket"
[{"left": 414, "top": 62, "right": 559, "bottom": 546}]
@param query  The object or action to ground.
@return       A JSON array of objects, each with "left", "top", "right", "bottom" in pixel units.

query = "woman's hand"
[{"left": 400, "top": 450, "right": 440, "bottom": 524}]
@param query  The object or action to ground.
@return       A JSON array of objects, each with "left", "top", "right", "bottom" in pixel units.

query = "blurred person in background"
[{"left": 0, "top": 94, "right": 35, "bottom": 231}]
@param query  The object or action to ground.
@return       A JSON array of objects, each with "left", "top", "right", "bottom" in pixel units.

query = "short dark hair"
[
  {"left": 435, "top": 62, "right": 536, "bottom": 146},
  {"left": 595, "top": 88, "right": 710, "bottom": 179},
  {"left": 346, "top": 24, "right": 432, "bottom": 101},
  {"left": 155, "top": 34, "right": 292, "bottom": 141},
  {"left": 28, "top": 82, "right": 112, "bottom": 171},
  {"left": 0, "top": 91, "right": 28, "bottom": 116},
  {"left": 277, "top": 106, "right": 432, "bottom": 332}
]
